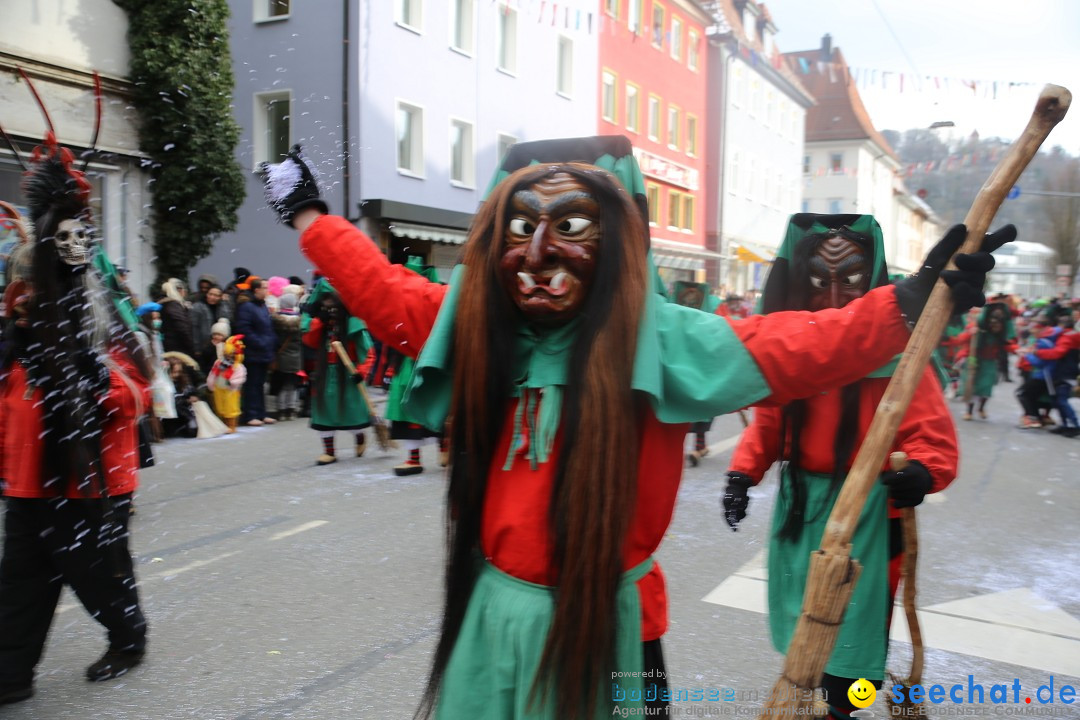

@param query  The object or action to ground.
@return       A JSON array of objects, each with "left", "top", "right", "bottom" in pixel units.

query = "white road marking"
[
  {"left": 148, "top": 550, "right": 244, "bottom": 581},
  {"left": 270, "top": 520, "right": 329, "bottom": 541},
  {"left": 703, "top": 559, "right": 1080, "bottom": 676}
]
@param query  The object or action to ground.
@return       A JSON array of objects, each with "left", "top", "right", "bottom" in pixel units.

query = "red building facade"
[{"left": 597, "top": 0, "right": 713, "bottom": 285}]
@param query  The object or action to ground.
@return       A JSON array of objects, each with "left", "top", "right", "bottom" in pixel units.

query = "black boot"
[
  {"left": 0, "top": 682, "right": 33, "bottom": 705},
  {"left": 86, "top": 648, "right": 145, "bottom": 682}
]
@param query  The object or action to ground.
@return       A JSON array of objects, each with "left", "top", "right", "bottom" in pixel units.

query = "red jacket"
[
  {"left": 0, "top": 351, "right": 150, "bottom": 499},
  {"left": 730, "top": 365, "right": 958, "bottom": 519},
  {"left": 301, "top": 214, "right": 916, "bottom": 641}
]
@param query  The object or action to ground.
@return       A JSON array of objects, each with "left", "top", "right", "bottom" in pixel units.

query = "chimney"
[{"left": 820, "top": 33, "right": 832, "bottom": 61}]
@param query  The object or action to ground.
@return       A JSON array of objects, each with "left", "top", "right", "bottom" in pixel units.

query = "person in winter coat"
[
  {"left": 269, "top": 291, "right": 303, "bottom": 419},
  {"left": 234, "top": 278, "right": 277, "bottom": 426},
  {"left": 190, "top": 282, "right": 232, "bottom": 353},
  {"left": 158, "top": 277, "right": 195, "bottom": 356}
]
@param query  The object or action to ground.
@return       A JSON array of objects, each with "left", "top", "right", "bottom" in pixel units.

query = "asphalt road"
[{"left": 4, "top": 388, "right": 1079, "bottom": 720}]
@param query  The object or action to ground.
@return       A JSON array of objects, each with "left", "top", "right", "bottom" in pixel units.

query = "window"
[
  {"left": 255, "top": 0, "right": 289, "bottom": 21},
  {"left": 556, "top": 36, "right": 573, "bottom": 96},
  {"left": 748, "top": 157, "right": 757, "bottom": 197},
  {"left": 668, "top": 191, "right": 682, "bottom": 229},
  {"left": 802, "top": 154, "right": 810, "bottom": 174},
  {"left": 731, "top": 66, "right": 743, "bottom": 108},
  {"left": 830, "top": 153, "right": 843, "bottom": 174},
  {"left": 626, "top": 83, "right": 640, "bottom": 133},
  {"left": 686, "top": 115, "right": 698, "bottom": 156},
  {"left": 682, "top": 194, "right": 695, "bottom": 231},
  {"left": 729, "top": 151, "right": 740, "bottom": 194},
  {"left": 801, "top": 200, "right": 810, "bottom": 213},
  {"left": 646, "top": 183, "right": 660, "bottom": 225},
  {"left": 254, "top": 91, "right": 291, "bottom": 166},
  {"left": 601, "top": 70, "right": 617, "bottom": 123},
  {"left": 647, "top": 95, "right": 661, "bottom": 141},
  {"left": 450, "top": 119, "right": 475, "bottom": 187},
  {"left": 651, "top": 2, "right": 664, "bottom": 48},
  {"left": 628, "top": 0, "right": 644, "bottom": 34},
  {"left": 766, "top": 91, "right": 776, "bottom": 128},
  {"left": 497, "top": 5, "right": 518, "bottom": 74},
  {"left": 396, "top": 101, "right": 424, "bottom": 176},
  {"left": 667, "top": 105, "right": 680, "bottom": 149},
  {"left": 451, "top": 0, "right": 475, "bottom": 54},
  {"left": 688, "top": 29, "right": 700, "bottom": 71},
  {"left": 604, "top": 0, "right": 619, "bottom": 17},
  {"left": 828, "top": 198, "right": 842, "bottom": 214},
  {"left": 670, "top": 17, "right": 683, "bottom": 61},
  {"left": 397, "top": 0, "right": 422, "bottom": 30},
  {"left": 497, "top": 133, "right": 517, "bottom": 163},
  {"left": 750, "top": 78, "right": 761, "bottom": 117}
]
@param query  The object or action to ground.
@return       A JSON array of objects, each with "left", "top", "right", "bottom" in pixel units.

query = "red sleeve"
[
  {"left": 1035, "top": 331, "right": 1079, "bottom": 360},
  {"left": 302, "top": 318, "right": 324, "bottom": 349},
  {"left": 892, "top": 365, "right": 958, "bottom": 494},
  {"left": 728, "top": 285, "right": 912, "bottom": 406},
  {"left": 728, "top": 406, "right": 784, "bottom": 483},
  {"left": 300, "top": 215, "right": 448, "bottom": 358}
]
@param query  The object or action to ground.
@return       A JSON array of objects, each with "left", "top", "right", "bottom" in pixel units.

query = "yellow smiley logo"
[{"left": 847, "top": 678, "right": 876, "bottom": 708}]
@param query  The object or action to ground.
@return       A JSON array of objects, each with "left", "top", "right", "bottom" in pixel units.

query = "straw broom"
[
  {"left": 760, "top": 84, "right": 1071, "bottom": 719},
  {"left": 330, "top": 340, "right": 397, "bottom": 451}
]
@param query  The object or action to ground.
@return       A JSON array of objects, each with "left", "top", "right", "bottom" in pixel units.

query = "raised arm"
[{"left": 298, "top": 214, "right": 447, "bottom": 357}]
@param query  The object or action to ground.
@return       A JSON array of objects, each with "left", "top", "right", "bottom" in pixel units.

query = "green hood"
[{"left": 301, "top": 277, "right": 369, "bottom": 340}]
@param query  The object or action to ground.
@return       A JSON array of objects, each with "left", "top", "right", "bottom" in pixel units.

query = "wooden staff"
[
  {"left": 760, "top": 84, "right": 1071, "bottom": 718},
  {"left": 330, "top": 340, "right": 397, "bottom": 451},
  {"left": 885, "top": 451, "right": 927, "bottom": 718}
]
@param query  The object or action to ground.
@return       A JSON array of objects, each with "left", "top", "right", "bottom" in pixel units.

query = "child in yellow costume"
[{"left": 207, "top": 334, "right": 247, "bottom": 433}]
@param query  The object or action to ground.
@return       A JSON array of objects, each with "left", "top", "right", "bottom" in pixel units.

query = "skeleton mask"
[{"left": 52, "top": 218, "right": 92, "bottom": 266}]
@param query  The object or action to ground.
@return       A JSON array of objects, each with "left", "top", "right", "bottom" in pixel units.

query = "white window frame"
[
  {"left": 628, "top": 0, "right": 644, "bottom": 34},
  {"left": 648, "top": 94, "right": 661, "bottom": 142},
  {"left": 626, "top": 83, "right": 640, "bottom": 133},
  {"left": 670, "top": 16, "right": 683, "bottom": 61},
  {"left": 601, "top": 70, "right": 617, "bottom": 123},
  {"left": 497, "top": 4, "right": 518, "bottom": 75},
  {"left": 830, "top": 152, "right": 843, "bottom": 175},
  {"left": 496, "top": 133, "right": 518, "bottom": 164},
  {"left": 252, "top": 90, "right": 292, "bottom": 168},
  {"left": 729, "top": 150, "right": 740, "bottom": 195},
  {"left": 651, "top": 3, "right": 665, "bottom": 49},
  {"left": 667, "top": 190, "right": 682, "bottom": 231},
  {"left": 646, "top": 183, "right": 660, "bottom": 226},
  {"left": 397, "top": 0, "right": 423, "bottom": 32},
  {"left": 556, "top": 35, "right": 573, "bottom": 98},
  {"left": 688, "top": 29, "right": 700, "bottom": 71},
  {"left": 667, "top": 104, "right": 680, "bottom": 150},
  {"left": 686, "top": 114, "right": 698, "bottom": 156},
  {"left": 254, "top": 0, "right": 290, "bottom": 23},
  {"left": 396, "top": 100, "right": 425, "bottom": 178},
  {"left": 449, "top": 117, "right": 475, "bottom": 189},
  {"left": 450, "top": 0, "right": 476, "bottom": 55}
]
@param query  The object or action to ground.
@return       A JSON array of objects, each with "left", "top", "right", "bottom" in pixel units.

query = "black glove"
[
  {"left": 880, "top": 459, "right": 934, "bottom": 508},
  {"left": 722, "top": 472, "right": 754, "bottom": 531},
  {"left": 894, "top": 224, "right": 1016, "bottom": 325},
  {"left": 257, "top": 144, "right": 329, "bottom": 228},
  {"left": 350, "top": 371, "right": 366, "bottom": 385},
  {"left": 75, "top": 349, "right": 111, "bottom": 398}
]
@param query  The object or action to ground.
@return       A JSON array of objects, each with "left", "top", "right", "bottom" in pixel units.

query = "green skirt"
[
  {"left": 768, "top": 469, "right": 889, "bottom": 680},
  {"left": 436, "top": 557, "right": 654, "bottom": 719},
  {"left": 310, "top": 368, "right": 370, "bottom": 430},
  {"left": 964, "top": 358, "right": 999, "bottom": 398}
]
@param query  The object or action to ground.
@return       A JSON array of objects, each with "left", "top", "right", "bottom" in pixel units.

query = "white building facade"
[{"left": 0, "top": 1, "right": 155, "bottom": 297}]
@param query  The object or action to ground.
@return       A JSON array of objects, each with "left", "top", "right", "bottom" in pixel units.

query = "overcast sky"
[{"left": 761, "top": 0, "right": 1080, "bottom": 154}]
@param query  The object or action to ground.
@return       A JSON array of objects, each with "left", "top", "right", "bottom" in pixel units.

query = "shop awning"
[
  {"left": 389, "top": 221, "right": 469, "bottom": 245},
  {"left": 653, "top": 254, "right": 706, "bottom": 271},
  {"left": 734, "top": 241, "right": 776, "bottom": 264}
]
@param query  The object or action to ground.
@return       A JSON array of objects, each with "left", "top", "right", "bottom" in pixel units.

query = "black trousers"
[
  {"left": 242, "top": 361, "right": 270, "bottom": 422},
  {"left": 0, "top": 495, "right": 147, "bottom": 686},
  {"left": 642, "top": 638, "right": 671, "bottom": 715}
]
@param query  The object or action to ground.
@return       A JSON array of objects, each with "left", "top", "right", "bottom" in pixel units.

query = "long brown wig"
[{"left": 417, "top": 163, "right": 650, "bottom": 718}]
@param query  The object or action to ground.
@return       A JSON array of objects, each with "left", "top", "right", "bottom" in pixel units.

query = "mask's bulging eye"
[
  {"left": 509, "top": 218, "right": 535, "bottom": 236},
  {"left": 843, "top": 272, "right": 864, "bottom": 286},
  {"left": 809, "top": 276, "right": 827, "bottom": 289},
  {"left": 557, "top": 217, "right": 592, "bottom": 234}
]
